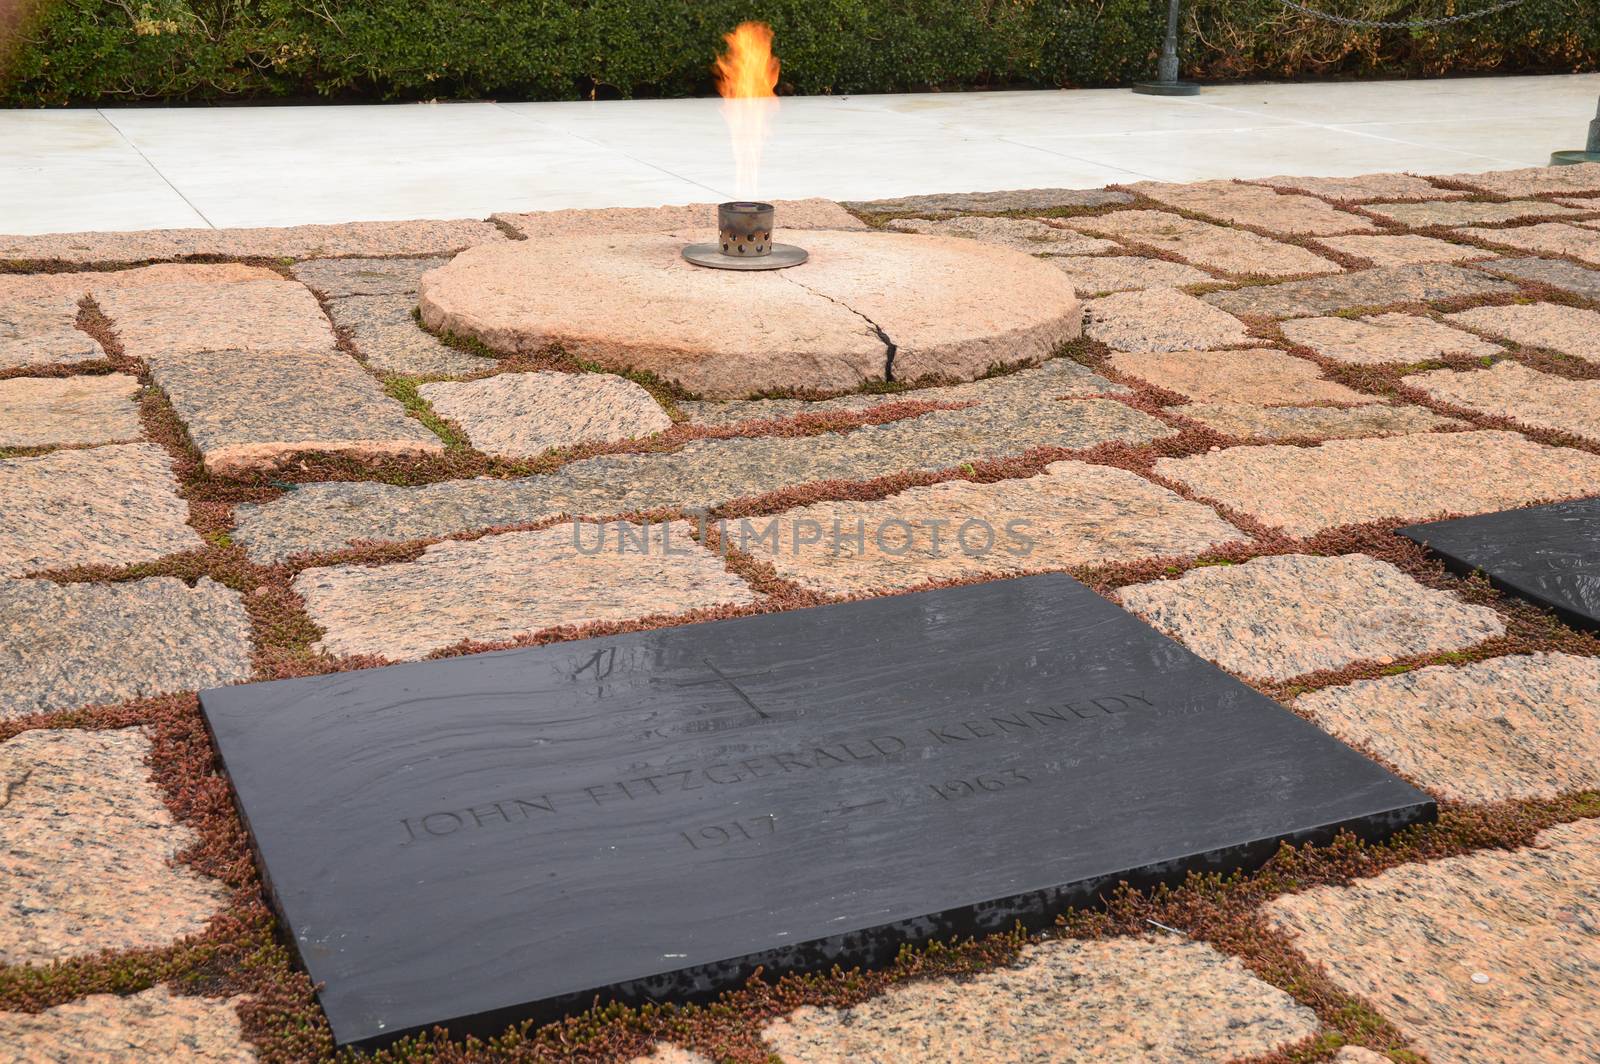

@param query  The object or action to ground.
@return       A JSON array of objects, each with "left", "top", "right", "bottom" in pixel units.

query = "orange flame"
[{"left": 714, "top": 21, "right": 780, "bottom": 200}]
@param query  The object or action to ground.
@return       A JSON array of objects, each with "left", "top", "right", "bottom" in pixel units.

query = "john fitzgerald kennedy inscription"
[{"left": 200, "top": 573, "right": 1433, "bottom": 1049}]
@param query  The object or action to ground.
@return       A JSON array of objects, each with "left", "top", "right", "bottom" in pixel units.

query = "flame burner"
[{"left": 683, "top": 201, "right": 809, "bottom": 271}]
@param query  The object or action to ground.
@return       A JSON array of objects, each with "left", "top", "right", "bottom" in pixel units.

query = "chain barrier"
[{"left": 1268, "top": 0, "right": 1532, "bottom": 29}]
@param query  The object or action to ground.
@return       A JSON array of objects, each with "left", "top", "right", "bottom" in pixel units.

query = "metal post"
[
  {"left": 1133, "top": 0, "right": 1200, "bottom": 96},
  {"left": 1550, "top": 93, "right": 1600, "bottom": 165}
]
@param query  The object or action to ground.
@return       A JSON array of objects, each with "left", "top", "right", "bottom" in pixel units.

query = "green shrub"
[{"left": 2, "top": 0, "right": 1595, "bottom": 107}]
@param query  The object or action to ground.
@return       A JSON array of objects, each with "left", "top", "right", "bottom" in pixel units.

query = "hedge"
[{"left": 2, "top": 0, "right": 1595, "bottom": 107}]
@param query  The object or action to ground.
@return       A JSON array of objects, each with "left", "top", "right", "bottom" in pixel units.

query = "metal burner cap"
[{"left": 682, "top": 242, "right": 809, "bottom": 270}]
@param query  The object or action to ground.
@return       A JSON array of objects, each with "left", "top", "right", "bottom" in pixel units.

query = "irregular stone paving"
[
  {"left": 1154, "top": 430, "right": 1600, "bottom": 537},
  {"left": 0, "top": 218, "right": 505, "bottom": 264},
  {"left": 1558, "top": 193, "right": 1600, "bottom": 209},
  {"left": 1267, "top": 816, "right": 1600, "bottom": 1064},
  {"left": 1334, "top": 1049, "right": 1389, "bottom": 1064},
  {"left": 234, "top": 398, "right": 1171, "bottom": 562},
  {"left": 291, "top": 256, "right": 445, "bottom": 298},
  {"left": 1363, "top": 199, "right": 1584, "bottom": 227},
  {"left": 883, "top": 215, "right": 1118, "bottom": 255},
  {"left": 843, "top": 187, "right": 1132, "bottom": 216},
  {"left": 678, "top": 357, "right": 1124, "bottom": 426},
  {"left": 1445, "top": 161, "right": 1600, "bottom": 196},
  {"left": 1046, "top": 254, "right": 1212, "bottom": 294},
  {"left": 1, "top": 577, "right": 252, "bottom": 719},
  {"left": 326, "top": 294, "right": 495, "bottom": 377},
  {"left": 0, "top": 290, "right": 102, "bottom": 370},
  {"left": 1129, "top": 179, "right": 1377, "bottom": 235},
  {"left": 149, "top": 347, "right": 444, "bottom": 473},
  {"left": 493, "top": 198, "right": 864, "bottom": 239},
  {"left": 1456, "top": 222, "right": 1600, "bottom": 266},
  {"left": 1476, "top": 255, "right": 1600, "bottom": 300},
  {"left": 624, "top": 1048, "right": 711, "bottom": 1064},
  {"left": 0, "top": 987, "right": 254, "bottom": 1064},
  {"left": 0, "top": 374, "right": 142, "bottom": 447},
  {"left": 741, "top": 461, "right": 1244, "bottom": 595},
  {"left": 1117, "top": 554, "right": 1504, "bottom": 681},
  {"left": 0, "top": 728, "right": 226, "bottom": 964},
  {"left": 1406, "top": 361, "right": 1600, "bottom": 441},
  {"left": 1063, "top": 209, "right": 1339, "bottom": 277},
  {"left": 1084, "top": 288, "right": 1250, "bottom": 352},
  {"left": 1179, "top": 402, "right": 1458, "bottom": 440},
  {"left": 95, "top": 275, "right": 336, "bottom": 360},
  {"left": 294, "top": 520, "right": 755, "bottom": 660},
  {"left": 1202, "top": 263, "right": 1518, "bottom": 319},
  {"left": 1253, "top": 172, "right": 1461, "bottom": 202},
  {"left": 418, "top": 371, "right": 673, "bottom": 458},
  {"left": 295, "top": 256, "right": 497, "bottom": 377},
  {"left": 1297, "top": 653, "right": 1600, "bottom": 802},
  {"left": 1107, "top": 347, "right": 1366, "bottom": 405},
  {"left": 1281, "top": 312, "right": 1503, "bottom": 364},
  {"left": 1446, "top": 302, "right": 1600, "bottom": 363},
  {"left": 761, "top": 935, "right": 1319, "bottom": 1064},
  {"left": 0, "top": 443, "right": 201, "bottom": 576},
  {"left": 1317, "top": 233, "right": 1488, "bottom": 267}
]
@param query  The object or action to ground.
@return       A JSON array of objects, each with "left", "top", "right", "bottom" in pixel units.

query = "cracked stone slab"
[
  {"left": 1153, "top": 430, "right": 1600, "bottom": 537},
  {"left": 0, "top": 986, "right": 254, "bottom": 1064},
  {"left": 1, "top": 577, "right": 252, "bottom": 719},
  {"left": 1201, "top": 263, "right": 1518, "bottom": 319},
  {"left": 1084, "top": 288, "right": 1249, "bottom": 352},
  {"left": 1266, "top": 816, "right": 1600, "bottom": 1064},
  {"left": 1406, "top": 361, "right": 1600, "bottom": 441},
  {"left": 1317, "top": 233, "right": 1490, "bottom": 267},
  {"left": 233, "top": 398, "right": 1172, "bottom": 562},
  {"left": 1475, "top": 256, "right": 1600, "bottom": 300},
  {"left": 1047, "top": 255, "right": 1212, "bottom": 295},
  {"left": 1456, "top": 222, "right": 1600, "bottom": 266},
  {"left": 294, "top": 520, "right": 756, "bottom": 660},
  {"left": 1252, "top": 172, "right": 1463, "bottom": 202},
  {"left": 1443, "top": 161, "right": 1600, "bottom": 196},
  {"left": 1129, "top": 179, "right": 1378, "bottom": 235},
  {"left": 149, "top": 347, "right": 444, "bottom": 474},
  {"left": 761, "top": 935, "right": 1319, "bottom": 1064},
  {"left": 841, "top": 187, "right": 1132, "bottom": 216},
  {"left": 1180, "top": 402, "right": 1459, "bottom": 440},
  {"left": 1063, "top": 210, "right": 1339, "bottom": 278},
  {"left": 0, "top": 290, "right": 102, "bottom": 371},
  {"left": 0, "top": 443, "right": 201, "bottom": 576},
  {"left": 1445, "top": 302, "right": 1600, "bottom": 364},
  {"left": 741, "top": 460, "right": 1244, "bottom": 595},
  {"left": 0, "top": 219, "right": 505, "bottom": 264},
  {"left": 680, "top": 357, "right": 1124, "bottom": 426},
  {"left": 493, "top": 198, "right": 864, "bottom": 238},
  {"left": 1364, "top": 199, "right": 1585, "bottom": 227},
  {"left": 418, "top": 231, "right": 1080, "bottom": 396},
  {"left": 95, "top": 276, "right": 336, "bottom": 362},
  {"left": 884, "top": 215, "right": 1118, "bottom": 255},
  {"left": 1117, "top": 554, "right": 1504, "bottom": 682},
  {"left": 0, "top": 374, "right": 142, "bottom": 447},
  {"left": 0, "top": 728, "right": 226, "bottom": 965},
  {"left": 1297, "top": 653, "right": 1600, "bottom": 802},
  {"left": 1281, "top": 312, "right": 1503, "bottom": 365},
  {"left": 326, "top": 294, "right": 496, "bottom": 377},
  {"left": 418, "top": 371, "right": 673, "bottom": 458},
  {"left": 291, "top": 256, "right": 449, "bottom": 297},
  {"left": 1107, "top": 347, "right": 1366, "bottom": 405}
]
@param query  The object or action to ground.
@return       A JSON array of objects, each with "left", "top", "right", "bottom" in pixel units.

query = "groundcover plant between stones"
[{"left": 1, "top": 162, "right": 1599, "bottom": 1063}]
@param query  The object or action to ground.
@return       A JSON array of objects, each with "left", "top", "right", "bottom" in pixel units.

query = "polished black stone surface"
[
  {"left": 1399, "top": 497, "right": 1600, "bottom": 631},
  {"left": 201, "top": 574, "right": 1433, "bottom": 1049}
]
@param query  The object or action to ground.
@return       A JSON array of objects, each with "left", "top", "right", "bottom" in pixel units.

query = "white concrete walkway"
[{"left": 4, "top": 73, "right": 1596, "bottom": 234}]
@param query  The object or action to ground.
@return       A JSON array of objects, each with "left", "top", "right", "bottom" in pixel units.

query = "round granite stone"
[{"left": 417, "top": 232, "right": 1081, "bottom": 398}]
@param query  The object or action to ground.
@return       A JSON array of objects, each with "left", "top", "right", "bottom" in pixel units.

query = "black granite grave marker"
[
  {"left": 200, "top": 573, "right": 1433, "bottom": 1049},
  {"left": 1399, "top": 497, "right": 1600, "bottom": 631}
]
